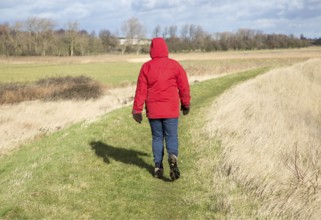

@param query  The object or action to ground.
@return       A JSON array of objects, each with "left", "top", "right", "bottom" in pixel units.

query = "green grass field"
[
  {"left": 0, "top": 55, "right": 305, "bottom": 87},
  {"left": 0, "top": 67, "right": 268, "bottom": 219},
  {"left": 0, "top": 62, "right": 141, "bottom": 87}
]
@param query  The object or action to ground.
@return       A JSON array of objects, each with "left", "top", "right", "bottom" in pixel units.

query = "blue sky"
[{"left": 1, "top": 0, "right": 320, "bottom": 38}]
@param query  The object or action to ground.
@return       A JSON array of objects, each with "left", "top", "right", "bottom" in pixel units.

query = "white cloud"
[{"left": 0, "top": 0, "right": 320, "bottom": 38}]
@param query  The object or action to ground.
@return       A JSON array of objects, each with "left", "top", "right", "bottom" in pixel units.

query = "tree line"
[{"left": 0, "top": 17, "right": 315, "bottom": 57}]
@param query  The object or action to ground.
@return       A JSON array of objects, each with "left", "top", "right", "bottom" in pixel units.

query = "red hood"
[{"left": 149, "top": 38, "right": 168, "bottom": 59}]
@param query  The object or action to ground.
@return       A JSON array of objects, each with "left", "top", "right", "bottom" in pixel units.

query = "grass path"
[{"left": 0, "top": 67, "right": 267, "bottom": 219}]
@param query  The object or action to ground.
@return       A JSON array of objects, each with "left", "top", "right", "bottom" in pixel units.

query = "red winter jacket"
[{"left": 132, "top": 38, "right": 191, "bottom": 119}]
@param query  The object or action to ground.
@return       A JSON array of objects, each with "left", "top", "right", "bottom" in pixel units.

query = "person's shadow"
[
  {"left": 89, "top": 141, "right": 172, "bottom": 181},
  {"left": 89, "top": 140, "right": 155, "bottom": 175}
]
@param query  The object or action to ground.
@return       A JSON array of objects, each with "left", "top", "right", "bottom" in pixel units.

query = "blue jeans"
[{"left": 148, "top": 118, "right": 179, "bottom": 168}]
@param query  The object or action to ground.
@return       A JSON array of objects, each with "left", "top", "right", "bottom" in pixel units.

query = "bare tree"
[
  {"left": 168, "top": 25, "right": 177, "bottom": 38},
  {"left": 77, "top": 30, "right": 89, "bottom": 56},
  {"left": 162, "top": 26, "right": 168, "bottom": 39},
  {"left": 65, "top": 21, "right": 79, "bottom": 56},
  {"left": 153, "top": 24, "right": 162, "bottom": 38},
  {"left": 99, "top": 29, "right": 119, "bottom": 52},
  {"left": 24, "top": 17, "right": 55, "bottom": 55},
  {"left": 0, "top": 19, "right": 311, "bottom": 56},
  {"left": 0, "top": 23, "right": 11, "bottom": 55},
  {"left": 188, "top": 24, "right": 197, "bottom": 41},
  {"left": 25, "top": 17, "right": 40, "bottom": 54},
  {"left": 39, "top": 18, "right": 55, "bottom": 56},
  {"left": 121, "top": 17, "right": 146, "bottom": 54},
  {"left": 121, "top": 17, "right": 146, "bottom": 40},
  {"left": 218, "top": 31, "right": 233, "bottom": 50},
  {"left": 9, "top": 22, "right": 24, "bottom": 55},
  {"left": 193, "top": 25, "right": 207, "bottom": 50},
  {"left": 51, "top": 28, "right": 67, "bottom": 56},
  {"left": 180, "top": 24, "right": 189, "bottom": 41}
]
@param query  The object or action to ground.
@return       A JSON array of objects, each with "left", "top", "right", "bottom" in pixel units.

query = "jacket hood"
[{"left": 150, "top": 38, "right": 168, "bottom": 59}]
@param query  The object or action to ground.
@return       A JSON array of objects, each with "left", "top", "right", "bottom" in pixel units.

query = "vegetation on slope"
[{"left": 207, "top": 59, "right": 321, "bottom": 218}]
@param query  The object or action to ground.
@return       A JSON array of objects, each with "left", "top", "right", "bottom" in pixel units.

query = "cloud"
[
  {"left": 0, "top": 0, "right": 320, "bottom": 38},
  {"left": 130, "top": 0, "right": 203, "bottom": 11}
]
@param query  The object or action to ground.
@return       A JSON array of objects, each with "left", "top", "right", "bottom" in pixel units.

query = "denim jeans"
[{"left": 148, "top": 118, "right": 178, "bottom": 168}]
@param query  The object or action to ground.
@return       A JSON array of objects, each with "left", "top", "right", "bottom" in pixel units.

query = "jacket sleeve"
[
  {"left": 132, "top": 65, "right": 148, "bottom": 114},
  {"left": 176, "top": 63, "right": 191, "bottom": 108}
]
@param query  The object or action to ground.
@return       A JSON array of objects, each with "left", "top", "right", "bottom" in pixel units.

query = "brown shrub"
[{"left": 0, "top": 76, "right": 104, "bottom": 105}]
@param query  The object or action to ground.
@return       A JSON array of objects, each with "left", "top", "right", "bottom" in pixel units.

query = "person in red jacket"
[{"left": 132, "top": 37, "right": 191, "bottom": 180}]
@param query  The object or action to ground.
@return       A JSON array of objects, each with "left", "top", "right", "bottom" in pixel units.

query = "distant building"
[{"left": 119, "top": 38, "right": 151, "bottom": 45}]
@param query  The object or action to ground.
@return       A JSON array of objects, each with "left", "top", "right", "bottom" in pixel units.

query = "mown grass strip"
[{"left": 0, "top": 67, "right": 267, "bottom": 219}]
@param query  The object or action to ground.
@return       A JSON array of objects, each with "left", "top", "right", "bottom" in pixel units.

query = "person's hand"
[
  {"left": 133, "top": 113, "right": 143, "bottom": 123},
  {"left": 181, "top": 105, "right": 190, "bottom": 115}
]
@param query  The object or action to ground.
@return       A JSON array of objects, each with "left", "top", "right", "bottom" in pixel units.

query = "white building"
[{"left": 119, "top": 38, "right": 151, "bottom": 45}]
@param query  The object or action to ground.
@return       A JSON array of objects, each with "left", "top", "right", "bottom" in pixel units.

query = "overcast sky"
[{"left": 1, "top": 0, "right": 320, "bottom": 38}]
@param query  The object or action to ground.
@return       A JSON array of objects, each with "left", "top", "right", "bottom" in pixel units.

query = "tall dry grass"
[
  {"left": 0, "top": 85, "right": 135, "bottom": 155},
  {"left": 0, "top": 76, "right": 104, "bottom": 104},
  {"left": 206, "top": 59, "right": 321, "bottom": 218}
]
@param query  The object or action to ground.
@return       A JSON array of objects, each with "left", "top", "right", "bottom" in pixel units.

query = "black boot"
[{"left": 168, "top": 155, "right": 180, "bottom": 180}]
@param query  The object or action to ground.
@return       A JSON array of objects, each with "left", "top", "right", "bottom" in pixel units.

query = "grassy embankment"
[
  {"left": 207, "top": 59, "right": 321, "bottom": 218},
  {"left": 0, "top": 67, "right": 268, "bottom": 219}
]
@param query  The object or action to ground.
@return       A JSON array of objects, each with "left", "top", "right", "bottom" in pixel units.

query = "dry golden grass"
[
  {"left": 0, "top": 76, "right": 104, "bottom": 104},
  {"left": 1, "top": 47, "right": 320, "bottom": 65},
  {"left": 207, "top": 58, "right": 321, "bottom": 218},
  {"left": 180, "top": 47, "right": 321, "bottom": 83},
  {"left": 0, "top": 54, "right": 146, "bottom": 64},
  {"left": 0, "top": 85, "right": 135, "bottom": 155}
]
